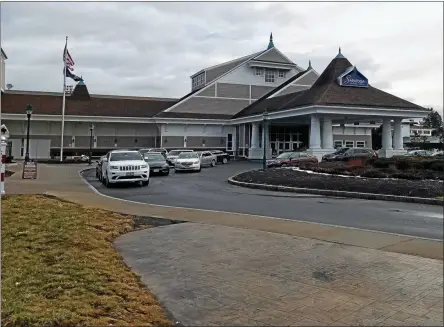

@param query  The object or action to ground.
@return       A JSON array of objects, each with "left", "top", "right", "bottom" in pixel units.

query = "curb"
[{"left": 228, "top": 175, "right": 444, "bottom": 206}]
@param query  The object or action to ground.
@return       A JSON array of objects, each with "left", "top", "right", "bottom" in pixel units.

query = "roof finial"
[
  {"left": 267, "top": 32, "right": 274, "bottom": 50},
  {"left": 335, "top": 46, "right": 345, "bottom": 59},
  {"left": 308, "top": 59, "right": 312, "bottom": 70}
]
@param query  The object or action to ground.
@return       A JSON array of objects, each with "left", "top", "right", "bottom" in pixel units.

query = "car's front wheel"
[
  {"left": 104, "top": 175, "right": 112, "bottom": 188},
  {"left": 222, "top": 157, "right": 228, "bottom": 164},
  {"left": 141, "top": 180, "right": 149, "bottom": 187},
  {"left": 211, "top": 160, "right": 216, "bottom": 167}
]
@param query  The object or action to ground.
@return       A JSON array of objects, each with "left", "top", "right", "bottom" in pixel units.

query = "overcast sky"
[{"left": 1, "top": 2, "right": 443, "bottom": 112}]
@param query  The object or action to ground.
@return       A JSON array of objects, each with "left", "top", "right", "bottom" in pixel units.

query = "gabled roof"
[{"left": 233, "top": 54, "right": 428, "bottom": 118}]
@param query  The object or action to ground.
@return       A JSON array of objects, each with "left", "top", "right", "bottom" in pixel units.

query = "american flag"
[{"left": 63, "top": 43, "right": 75, "bottom": 71}]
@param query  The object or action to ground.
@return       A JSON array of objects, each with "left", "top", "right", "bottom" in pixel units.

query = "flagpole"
[{"left": 60, "top": 36, "right": 67, "bottom": 162}]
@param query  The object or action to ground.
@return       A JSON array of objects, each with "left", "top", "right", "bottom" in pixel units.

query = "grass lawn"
[{"left": 1, "top": 195, "right": 172, "bottom": 327}]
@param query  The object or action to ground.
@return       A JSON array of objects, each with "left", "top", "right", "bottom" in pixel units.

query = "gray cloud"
[{"left": 1, "top": 2, "right": 442, "bottom": 111}]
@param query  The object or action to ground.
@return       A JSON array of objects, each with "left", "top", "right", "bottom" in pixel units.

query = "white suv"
[{"left": 101, "top": 150, "right": 149, "bottom": 188}]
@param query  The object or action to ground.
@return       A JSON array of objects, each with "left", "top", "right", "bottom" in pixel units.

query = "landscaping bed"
[
  {"left": 233, "top": 158, "right": 444, "bottom": 198},
  {"left": 296, "top": 157, "right": 444, "bottom": 181},
  {"left": 1, "top": 195, "right": 172, "bottom": 327}
]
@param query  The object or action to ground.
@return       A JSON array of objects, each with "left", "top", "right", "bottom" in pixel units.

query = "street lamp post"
[
  {"left": 262, "top": 109, "right": 268, "bottom": 170},
  {"left": 24, "top": 104, "right": 33, "bottom": 162},
  {"left": 88, "top": 124, "right": 95, "bottom": 165}
]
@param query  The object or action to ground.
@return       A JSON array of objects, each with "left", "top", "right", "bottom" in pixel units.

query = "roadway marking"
[{"left": 78, "top": 169, "right": 443, "bottom": 242}]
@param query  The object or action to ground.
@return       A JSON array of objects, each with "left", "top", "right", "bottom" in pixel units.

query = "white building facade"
[{"left": 0, "top": 37, "right": 431, "bottom": 160}]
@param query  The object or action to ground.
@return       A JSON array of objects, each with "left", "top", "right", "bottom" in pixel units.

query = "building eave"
[{"left": 1, "top": 48, "right": 8, "bottom": 59}]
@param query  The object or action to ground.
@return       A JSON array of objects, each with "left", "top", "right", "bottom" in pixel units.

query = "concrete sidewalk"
[{"left": 5, "top": 163, "right": 443, "bottom": 260}]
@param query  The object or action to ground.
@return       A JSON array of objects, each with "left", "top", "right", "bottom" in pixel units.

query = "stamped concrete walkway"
[
  {"left": 116, "top": 224, "right": 443, "bottom": 326},
  {"left": 4, "top": 163, "right": 444, "bottom": 326}
]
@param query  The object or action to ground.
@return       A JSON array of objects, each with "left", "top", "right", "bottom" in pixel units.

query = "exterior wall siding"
[
  {"left": 205, "top": 57, "right": 247, "bottom": 84},
  {"left": 162, "top": 136, "right": 184, "bottom": 148},
  {"left": 186, "top": 136, "right": 226, "bottom": 148},
  {"left": 218, "top": 64, "right": 299, "bottom": 86},
  {"left": 251, "top": 85, "right": 275, "bottom": 99},
  {"left": 216, "top": 83, "right": 249, "bottom": 99},
  {"left": 168, "top": 97, "right": 249, "bottom": 115},
  {"left": 197, "top": 84, "right": 216, "bottom": 97}
]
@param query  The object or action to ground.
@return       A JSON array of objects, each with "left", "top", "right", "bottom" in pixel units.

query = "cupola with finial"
[{"left": 335, "top": 47, "right": 345, "bottom": 59}]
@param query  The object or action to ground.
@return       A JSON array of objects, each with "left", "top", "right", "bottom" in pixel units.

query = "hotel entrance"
[{"left": 269, "top": 126, "right": 309, "bottom": 156}]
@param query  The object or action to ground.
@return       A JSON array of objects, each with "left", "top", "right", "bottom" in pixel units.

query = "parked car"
[
  {"left": 322, "top": 147, "right": 350, "bottom": 161},
  {"left": 139, "top": 148, "right": 168, "bottom": 158},
  {"left": 143, "top": 152, "right": 170, "bottom": 176},
  {"left": 101, "top": 150, "right": 149, "bottom": 188},
  {"left": 210, "top": 150, "right": 230, "bottom": 164},
  {"left": 166, "top": 149, "right": 194, "bottom": 165},
  {"left": 174, "top": 152, "right": 201, "bottom": 172},
  {"left": 198, "top": 151, "right": 217, "bottom": 167},
  {"left": 405, "top": 150, "right": 433, "bottom": 157},
  {"left": 267, "top": 152, "right": 318, "bottom": 168},
  {"left": 95, "top": 155, "right": 106, "bottom": 181},
  {"left": 326, "top": 148, "right": 377, "bottom": 161},
  {"left": 432, "top": 150, "right": 444, "bottom": 157}
]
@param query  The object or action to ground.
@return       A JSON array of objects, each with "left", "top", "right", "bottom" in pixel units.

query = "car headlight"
[
  {"left": 163, "top": 164, "right": 169, "bottom": 168},
  {"left": 193, "top": 161, "right": 199, "bottom": 164},
  {"left": 110, "top": 165, "right": 119, "bottom": 170},
  {"left": 141, "top": 165, "right": 148, "bottom": 169}
]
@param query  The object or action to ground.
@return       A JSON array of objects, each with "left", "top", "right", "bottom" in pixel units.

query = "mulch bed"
[{"left": 233, "top": 169, "right": 444, "bottom": 198}]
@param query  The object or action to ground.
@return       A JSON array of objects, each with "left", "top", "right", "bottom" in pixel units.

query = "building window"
[
  {"left": 278, "top": 70, "right": 285, "bottom": 78},
  {"left": 255, "top": 68, "right": 263, "bottom": 76},
  {"left": 356, "top": 141, "right": 366, "bottom": 148},
  {"left": 265, "top": 69, "right": 275, "bottom": 83},
  {"left": 345, "top": 141, "right": 354, "bottom": 147},
  {"left": 334, "top": 140, "right": 343, "bottom": 148}
]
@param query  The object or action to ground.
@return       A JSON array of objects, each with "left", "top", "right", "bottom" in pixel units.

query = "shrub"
[
  {"left": 391, "top": 171, "right": 422, "bottom": 180},
  {"left": 428, "top": 161, "right": 444, "bottom": 172}
]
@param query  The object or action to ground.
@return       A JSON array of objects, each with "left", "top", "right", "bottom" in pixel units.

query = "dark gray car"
[{"left": 144, "top": 152, "right": 170, "bottom": 176}]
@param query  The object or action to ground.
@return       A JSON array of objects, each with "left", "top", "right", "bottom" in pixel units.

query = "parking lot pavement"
[
  {"left": 116, "top": 223, "right": 444, "bottom": 327},
  {"left": 83, "top": 162, "right": 444, "bottom": 240}
]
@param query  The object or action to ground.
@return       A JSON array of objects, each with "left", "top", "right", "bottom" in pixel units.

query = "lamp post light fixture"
[
  {"left": 262, "top": 109, "right": 269, "bottom": 170},
  {"left": 24, "top": 104, "right": 33, "bottom": 162},
  {"left": 88, "top": 124, "right": 95, "bottom": 165}
]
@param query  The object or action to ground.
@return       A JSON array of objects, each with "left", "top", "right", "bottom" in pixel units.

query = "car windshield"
[
  {"left": 277, "top": 152, "right": 293, "bottom": 159},
  {"left": 144, "top": 154, "right": 165, "bottom": 161},
  {"left": 110, "top": 152, "right": 143, "bottom": 161},
  {"left": 178, "top": 152, "right": 198, "bottom": 159},
  {"left": 138, "top": 149, "right": 150, "bottom": 155}
]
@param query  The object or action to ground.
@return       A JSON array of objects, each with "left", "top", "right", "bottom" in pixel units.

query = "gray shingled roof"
[{"left": 233, "top": 56, "right": 428, "bottom": 118}]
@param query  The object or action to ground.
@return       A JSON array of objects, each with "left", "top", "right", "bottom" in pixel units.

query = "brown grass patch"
[{"left": 1, "top": 195, "right": 172, "bottom": 327}]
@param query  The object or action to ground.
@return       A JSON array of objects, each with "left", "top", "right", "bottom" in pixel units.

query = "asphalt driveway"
[{"left": 83, "top": 162, "right": 444, "bottom": 240}]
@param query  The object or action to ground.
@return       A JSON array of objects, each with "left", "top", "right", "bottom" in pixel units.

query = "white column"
[
  {"left": 309, "top": 115, "right": 321, "bottom": 149},
  {"left": 393, "top": 118, "right": 403, "bottom": 150},
  {"left": 382, "top": 118, "right": 393, "bottom": 150},
  {"left": 321, "top": 117, "right": 334, "bottom": 149},
  {"left": 250, "top": 122, "right": 259, "bottom": 148}
]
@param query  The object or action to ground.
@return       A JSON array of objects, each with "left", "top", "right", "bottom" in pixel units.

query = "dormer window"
[
  {"left": 192, "top": 73, "right": 205, "bottom": 89},
  {"left": 265, "top": 69, "right": 275, "bottom": 83},
  {"left": 254, "top": 67, "right": 263, "bottom": 76},
  {"left": 278, "top": 70, "right": 285, "bottom": 78}
]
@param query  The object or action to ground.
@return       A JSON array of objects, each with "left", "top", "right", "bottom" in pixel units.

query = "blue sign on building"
[{"left": 338, "top": 67, "right": 369, "bottom": 88}]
